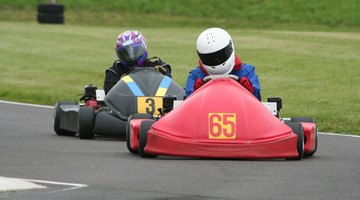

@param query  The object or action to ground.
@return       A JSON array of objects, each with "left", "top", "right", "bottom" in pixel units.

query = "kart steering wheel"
[{"left": 203, "top": 74, "right": 239, "bottom": 82}]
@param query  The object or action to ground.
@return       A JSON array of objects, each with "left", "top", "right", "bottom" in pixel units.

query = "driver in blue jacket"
[{"left": 185, "top": 27, "right": 261, "bottom": 101}]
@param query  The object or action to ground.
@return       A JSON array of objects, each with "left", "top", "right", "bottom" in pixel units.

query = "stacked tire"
[{"left": 37, "top": 3, "right": 64, "bottom": 24}]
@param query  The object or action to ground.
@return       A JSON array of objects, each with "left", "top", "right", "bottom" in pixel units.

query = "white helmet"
[{"left": 196, "top": 28, "right": 235, "bottom": 75}]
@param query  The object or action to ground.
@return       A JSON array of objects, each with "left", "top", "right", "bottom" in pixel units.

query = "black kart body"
[{"left": 53, "top": 67, "right": 185, "bottom": 139}]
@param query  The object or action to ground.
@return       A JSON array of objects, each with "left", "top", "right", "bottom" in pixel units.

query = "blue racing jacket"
[{"left": 185, "top": 56, "right": 261, "bottom": 101}]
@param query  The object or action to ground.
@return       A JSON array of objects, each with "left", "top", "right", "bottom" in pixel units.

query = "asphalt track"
[{"left": 0, "top": 101, "right": 359, "bottom": 200}]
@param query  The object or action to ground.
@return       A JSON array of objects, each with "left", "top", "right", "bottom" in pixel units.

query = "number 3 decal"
[
  {"left": 145, "top": 98, "right": 155, "bottom": 114},
  {"left": 208, "top": 113, "right": 236, "bottom": 139},
  {"left": 137, "top": 97, "right": 162, "bottom": 115}
]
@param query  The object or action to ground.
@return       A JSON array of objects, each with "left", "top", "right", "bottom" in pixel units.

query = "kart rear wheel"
[
  {"left": 53, "top": 102, "right": 77, "bottom": 136},
  {"left": 291, "top": 117, "right": 318, "bottom": 157},
  {"left": 285, "top": 122, "right": 304, "bottom": 160},
  {"left": 78, "top": 107, "right": 95, "bottom": 139},
  {"left": 126, "top": 114, "right": 154, "bottom": 154},
  {"left": 139, "top": 120, "right": 156, "bottom": 158}
]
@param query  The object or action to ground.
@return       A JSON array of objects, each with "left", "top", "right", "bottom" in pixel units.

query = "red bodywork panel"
[
  {"left": 301, "top": 122, "right": 317, "bottom": 154},
  {"left": 141, "top": 78, "right": 301, "bottom": 159},
  {"left": 129, "top": 119, "right": 153, "bottom": 151},
  {"left": 129, "top": 78, "right": 317, "bottom": 159},
  {"left": 129, "top": 119, "right": 142, "bottom": 151}
]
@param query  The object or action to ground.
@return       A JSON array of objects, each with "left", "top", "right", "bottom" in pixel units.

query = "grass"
[
  {"left": 0, "top": 21, "right": 359, "bottom": 135},
  {"left": 0, "top": 0, "right": 359, "bottom": 31}
]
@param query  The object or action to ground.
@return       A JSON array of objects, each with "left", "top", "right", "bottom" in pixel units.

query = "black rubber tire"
[
  {"left": 78, "top": 107, "right": 95, "bottom": 139},
  {"left": 37, "top": 13, "right": 64, "bottom": 24},
  {"left": 126, "top": 114, "right": 154, "bottom": 154},
  {"left": 38, "top": 4, "right": 65, "bottom": 14},
  {"left": 285, "top": 121, "right": 304, "bottom": 160},
  {"left": 138, "top": 120, "right": 157, "bottom": 158},
  {"left": 53, "top": 102, "right": 77, "bottom": 136}
]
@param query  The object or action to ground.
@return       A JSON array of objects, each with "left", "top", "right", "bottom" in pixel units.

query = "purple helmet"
[{"left": 115, "top": 30, "right": 148, "bottom": 68}]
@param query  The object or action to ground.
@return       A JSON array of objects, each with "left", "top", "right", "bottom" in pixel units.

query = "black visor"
[
  {"left": 116, "top": 45, "right": 145, "bottom": 64},
  {"left": 197, "top": 40, "right": 233, "bottom": 66}
]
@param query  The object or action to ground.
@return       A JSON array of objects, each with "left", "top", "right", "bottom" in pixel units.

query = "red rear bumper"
[
  {"left": 129, "top": 119, "right": 154, "bottom": 151},
  {"left": 144, "top": 129, "right": 299, "bottom": 159},
  {"left": 301, "top": 122, "right": 317, "bottom": 154}
]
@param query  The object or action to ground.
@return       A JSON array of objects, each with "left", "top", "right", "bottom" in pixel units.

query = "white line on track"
[
  {"left": 0, "top": 176, "right": 88, "bottom": 193},
  {"left": 0, "top": 100, "right": 53, "bottom": 109},
  {"left": 0, "top": 177, "right": 46, "bottom": 192},
  {"left": 22, "top": 179, "right": 88, "bottom": 193},
  {"left": 0, "top": 100, "right": 359, "bottom": 137}
]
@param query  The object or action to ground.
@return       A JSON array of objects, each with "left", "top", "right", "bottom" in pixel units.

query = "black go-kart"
[{"left": 53, "top": 67, "right": 185, "bottom": 139}]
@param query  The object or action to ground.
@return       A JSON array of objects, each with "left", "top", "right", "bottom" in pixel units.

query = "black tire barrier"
[
  {"left": 38, "top": 4, "right": 64, "bottom": 14},
  {"left": 37, "top": 4, "right": 65, "bottom": 24},
  {"left": 37, "top": 13, "right": 64, "bottom": 24}
]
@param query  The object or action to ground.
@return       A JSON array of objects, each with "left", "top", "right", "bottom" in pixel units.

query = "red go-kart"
[{"left": 127, "top": 75, "right": 318, "bottom": 160}]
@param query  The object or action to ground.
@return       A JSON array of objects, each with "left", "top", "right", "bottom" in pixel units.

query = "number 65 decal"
[{"left": 208, "top": 113, "right": 236, "bottom": 139}]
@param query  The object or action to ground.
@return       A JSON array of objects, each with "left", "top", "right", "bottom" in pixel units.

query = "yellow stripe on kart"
[
  {"left": 122, "top": 75, "right": 133, "bottom": 83},
  {"left": 155, "top": 76, "right": 172, "bottom": 96}
]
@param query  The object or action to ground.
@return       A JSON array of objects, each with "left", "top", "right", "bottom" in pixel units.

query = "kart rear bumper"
[
  {"left": 56, "top": 102, "right": 126, "bottom": 137},
  {"left": 301, "top": 122, "right": 317, "bottom": 154},
  {"left": 57, "top": 102, "right": 80, "bottom": 133}
]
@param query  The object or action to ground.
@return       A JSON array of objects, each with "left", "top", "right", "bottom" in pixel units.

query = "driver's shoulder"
[
  {"left": 106, "top": 60, "right": 126, "bottom": 75},
  {"left": 145, "top": 57, "right": 162, "bottom": 65},
  {"left": 241, "top": 63, "right": 255, "bottom": 70},
  {"left": 235, "top": 63, "right": 255, "bottom": 75},
  {"left": 189, "top": 66, "right": 205, "bottom": 77}
]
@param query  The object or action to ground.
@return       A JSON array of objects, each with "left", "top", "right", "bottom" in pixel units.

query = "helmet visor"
[
  {"left": 116, "top": 44, "right": 145, "bottom": 64},
  {"left": 197, "top": 40, "right": 233, "bottom": 66}
]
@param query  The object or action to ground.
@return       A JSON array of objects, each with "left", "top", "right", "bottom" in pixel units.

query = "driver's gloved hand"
[
  {"left": 154, "top": 65, "right": 167, "bottom": 75},
  {"left": 194, "top": 78, "right": 205, "bottom": 91},
  {"left": 239, "top": 77, "right": 254, "bottom": 93}
]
